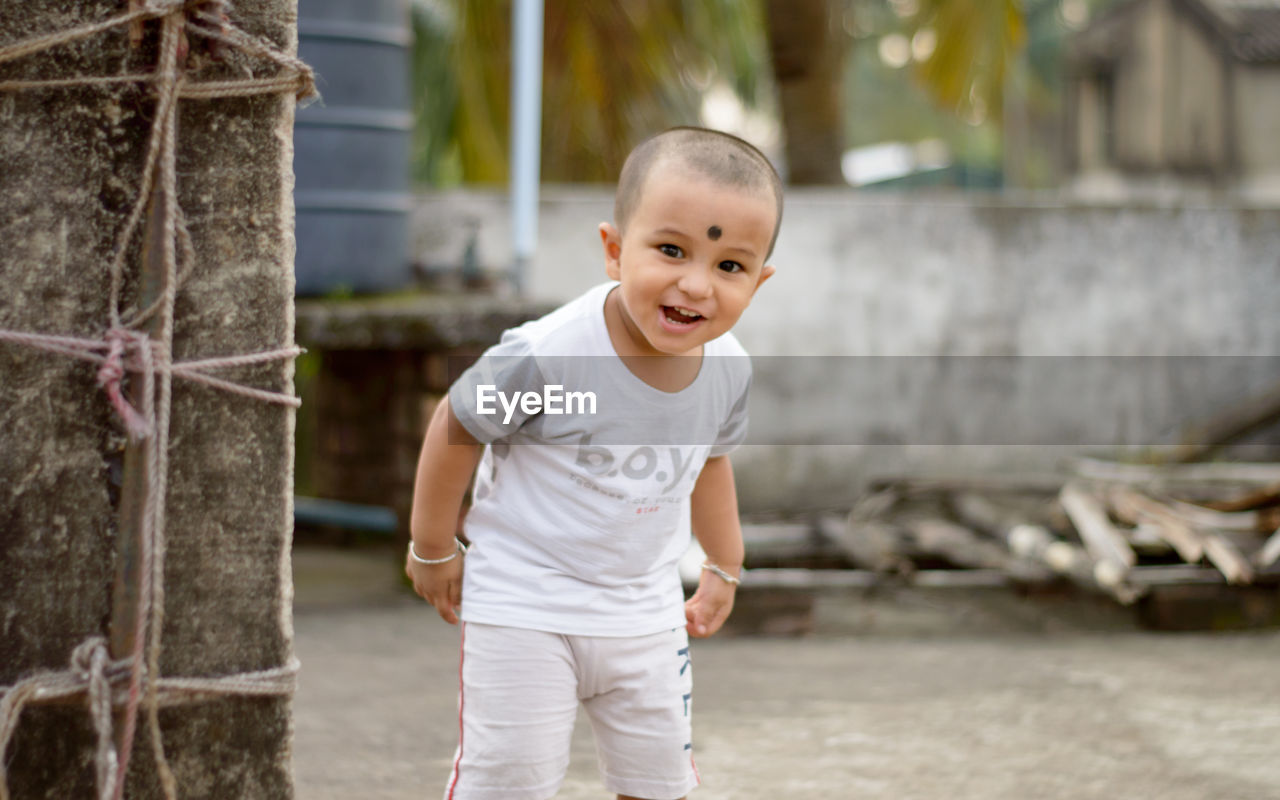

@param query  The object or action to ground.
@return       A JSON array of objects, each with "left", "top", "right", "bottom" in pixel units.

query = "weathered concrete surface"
[
  {"left": 295, "top": 294, "right": 554, "bottom": 351},
  {"left": 1, "top": 3, "right": 298, "bottom": 797},
  {"left": 291, "top": 547, "right": 1280, "bottom": 800},
  {"left": 414, "top": 189, "right": 1280, "bottom": 512}
]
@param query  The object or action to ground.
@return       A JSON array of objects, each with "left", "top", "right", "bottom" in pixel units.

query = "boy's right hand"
[{"left": 405, "top": 547, "right": 465, "bottom": 625}]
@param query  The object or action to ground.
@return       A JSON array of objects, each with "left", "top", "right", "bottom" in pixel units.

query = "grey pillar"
[{"left": 0, "top": 2, "right": 298, "bottom": 796}]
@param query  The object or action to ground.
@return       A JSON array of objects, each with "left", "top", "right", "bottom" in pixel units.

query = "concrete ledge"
[{"left": 295, "top": 293, "right": 553, "bottom": 350}]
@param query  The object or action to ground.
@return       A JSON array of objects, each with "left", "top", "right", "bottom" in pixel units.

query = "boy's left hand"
[{"left": 684, "top": 569, "right": 738, "bottom": 638}]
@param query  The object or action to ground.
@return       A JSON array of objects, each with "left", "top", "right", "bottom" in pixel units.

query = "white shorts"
[{"left": 444, "top": 622, "right": 699, "bottom": 800}]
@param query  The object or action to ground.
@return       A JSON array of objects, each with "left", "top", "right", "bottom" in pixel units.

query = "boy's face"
[{"left": 599, "top": 161, "right": 776, "bottom": 358}]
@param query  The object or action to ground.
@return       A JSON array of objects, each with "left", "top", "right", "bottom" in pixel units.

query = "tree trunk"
[{"left": 764, "top": 0, "right": 847, "bottom": 185}]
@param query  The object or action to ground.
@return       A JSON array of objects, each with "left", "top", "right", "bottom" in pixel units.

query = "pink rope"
[
  {"left": 0, "top": 328, "right": 301, "bottom": 436},
  {"left": 0, "top": 329, "right": 109, "bottom": 363},
  {"left": 96, "top": 328, "right": 153, "bottom": 440}
]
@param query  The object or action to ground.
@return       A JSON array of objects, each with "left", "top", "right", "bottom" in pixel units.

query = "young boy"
[{"left": 406, "top": 126, "right": 781, "bottom": 800}]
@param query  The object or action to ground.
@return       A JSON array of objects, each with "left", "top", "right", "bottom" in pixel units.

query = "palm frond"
[
  {"left": 912, "top": 0, "right": 1026, "bottom": 124},
  {"left": 412, "top": 0, "right": 769, "bottom": 185}
]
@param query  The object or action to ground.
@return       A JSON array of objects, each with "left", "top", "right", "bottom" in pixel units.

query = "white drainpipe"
[{"left": 510, "top": 0, "right": 544, "bottom": 296}]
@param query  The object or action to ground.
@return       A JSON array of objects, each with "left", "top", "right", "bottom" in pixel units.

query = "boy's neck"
[{"left": 603, "top": 288, "right": 702, "bottom": 393}]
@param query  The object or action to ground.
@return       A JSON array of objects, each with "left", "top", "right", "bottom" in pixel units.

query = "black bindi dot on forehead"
[{"left": 706, "top": 225, "right": 722, "bottom": 241}]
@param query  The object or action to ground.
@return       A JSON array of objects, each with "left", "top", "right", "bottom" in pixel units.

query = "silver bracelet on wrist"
[
  {"left": 701, "top": 562, "right": 741, "bottom": 586},
  {"left": 408, "top": 538, "right": 467, "bottom": 565}
]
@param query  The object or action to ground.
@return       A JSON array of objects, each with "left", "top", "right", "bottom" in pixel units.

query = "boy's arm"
[
  {"left": 685, "top": 455, "right": 745, "bottom": 638},
  {"left": 405, "top": 396, "right": 483, "bottom": 624}
]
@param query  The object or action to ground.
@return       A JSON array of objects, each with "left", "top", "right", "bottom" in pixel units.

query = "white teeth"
[{"left": 673, "top": 307, "right": 700, "bottom": 318}]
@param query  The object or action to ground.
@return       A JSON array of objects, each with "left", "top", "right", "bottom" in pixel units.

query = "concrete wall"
[{"left": 415, "top": 187, "right": 1280, "bottom": 512}]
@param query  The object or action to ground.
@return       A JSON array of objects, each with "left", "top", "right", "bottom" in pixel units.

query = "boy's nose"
[{"left": 677, "top": 266, "right": 713, "bottom": 299}]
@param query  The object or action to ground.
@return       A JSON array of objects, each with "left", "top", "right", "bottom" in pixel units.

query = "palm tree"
[
  {"left": 412, "top": 0, "right": 769, "bottom": 185},
  {"left": 411, "top": 0, "right": 1031, "bottom": 186},
  {"left": 910, "top": 0, "right": 1027, "bottom": 128}
]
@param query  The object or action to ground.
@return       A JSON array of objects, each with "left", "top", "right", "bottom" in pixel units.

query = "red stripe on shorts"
[{"left": 446, "top": 622, "right": 466, "bottom": 799}]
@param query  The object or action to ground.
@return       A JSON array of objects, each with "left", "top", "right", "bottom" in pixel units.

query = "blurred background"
[
  {"left": 408, "top": 0, "right": 1060, "bottom": 191},
  {"left": 288, "top": 5, "right": 1280, "bottom": 793},
  {"left": 402, "top": 0, "right": 1280, "bottom": 195},
  {"left": 291, "top": 0, "right": 1280, "bottom": 627}
]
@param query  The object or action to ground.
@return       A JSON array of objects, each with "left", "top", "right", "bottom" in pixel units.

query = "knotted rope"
[{"left": 0, "top": 3, "right": 316, "bottom": 798}]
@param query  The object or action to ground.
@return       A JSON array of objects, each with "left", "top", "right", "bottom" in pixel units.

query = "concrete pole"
[{"left": 0, "top": 3, "right": 298, "bottom": 796}]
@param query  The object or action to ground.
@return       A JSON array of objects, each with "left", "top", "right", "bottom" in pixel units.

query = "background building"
[{"left": 1067, "top": 0, "right": 1280, "bottom": 198}]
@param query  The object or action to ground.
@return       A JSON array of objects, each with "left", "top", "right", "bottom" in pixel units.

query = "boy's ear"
[
  {"left": 753, "top": 264, "right": 776, "bottom": 293},
  {"left": 599, "top": 222, "right": 622, "bottom": 280}
]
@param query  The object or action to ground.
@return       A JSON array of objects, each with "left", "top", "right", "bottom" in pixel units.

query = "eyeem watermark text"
[{"left": 476, "top": 384, "right": 597, "bottom": 424}]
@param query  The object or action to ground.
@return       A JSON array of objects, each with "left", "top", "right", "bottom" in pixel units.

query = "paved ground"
[{"left": 290, "top": 546, "right": 1280, "bottom": 800}]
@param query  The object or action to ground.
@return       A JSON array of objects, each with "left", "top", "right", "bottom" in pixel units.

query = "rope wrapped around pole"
[{"left": 0, "top": 3, "right": 316, "bottom": 798}]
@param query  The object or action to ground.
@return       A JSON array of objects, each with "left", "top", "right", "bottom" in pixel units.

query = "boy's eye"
[
  {"left": 658, "top": 244, "right": 683, "bottom": 258},
  {"left": 719, "top": 260, "right": 744, "bottom": 274}
]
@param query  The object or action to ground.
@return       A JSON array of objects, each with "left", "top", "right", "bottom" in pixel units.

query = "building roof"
[
  {"left": 1072, "top": 0, "right": 1280, "bottom": 65},
  {"left": 1196, "top": 0, "right": 1280, "bottom": 61}
]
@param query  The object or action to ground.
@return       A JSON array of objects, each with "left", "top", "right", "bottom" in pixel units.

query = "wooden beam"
[
  {"left": 1060, "top": 482, "right": 1142, "bottom": 602},
  {"left": 1072, "top": 457, "right": 1280, "bottom": 485},
  {"left": 950, "top": 492, "right": 1058, "bottom": 581},
  {"left": 1109, "top": 486, "right": 1256, "bottom": 583},
  {"left": 900, "top": 516, "right": 1014, "bottom": 571},
  {"left": 821, "top": 516, "right": 917, "bottom": 574},
  {"left": 1060, "top": 482, "right": 1137, "bottom": 570},
  {"left": 1171, "top": 380, "right": 1280, "bottom": 463},
  {"left": 1110, "top": 487, "right": 1205, "bottom": 562},
  {"left": 1256, "top": 528, "right": 1280, "bottom": 569}
]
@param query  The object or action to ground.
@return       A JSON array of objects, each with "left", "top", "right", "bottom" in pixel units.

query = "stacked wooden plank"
[{"left": 739, "top": 460, "right": 1280, "bottom": 606}]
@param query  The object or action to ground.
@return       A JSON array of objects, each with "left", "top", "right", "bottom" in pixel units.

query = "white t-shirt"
[{"left": 448, "top": 282, "right": 752, "bottom": 636}]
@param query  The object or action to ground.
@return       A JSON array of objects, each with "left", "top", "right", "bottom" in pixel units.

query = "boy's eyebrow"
[{"left": 722, "top": 244, "right": 759, "bottom": 258}]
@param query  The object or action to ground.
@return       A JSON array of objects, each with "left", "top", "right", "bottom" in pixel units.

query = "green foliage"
[
  {"left": 322, "top": 284, "right": 355, "bottom": 301},
  {"left": 410, "top": 1, "right": 462, "bottom": 186},
  {"left": 292, "top": 348, "right": 321, "bottom": 496},
  {"left": 845, "top": 40, "right": 1002, "bottom": 165},
  {"left": 844, "top": 0, "right": 1126, "bottom": 185},
  {"left": 912, "top": 0, "right": 1026, "bottom": 124},
  {"left": 408, "top": 0, "right": 770, "bottom": 186},
  {"left": 411, "top": 0, "right": 1128, "bottom": 190},
  {"left": 844, "top": 0, "right": 1003, "bottom": 172}
]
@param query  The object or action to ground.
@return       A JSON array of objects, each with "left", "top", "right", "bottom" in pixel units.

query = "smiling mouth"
[{"left": 662, "top": 305, "right": 703, "bottom": 325}]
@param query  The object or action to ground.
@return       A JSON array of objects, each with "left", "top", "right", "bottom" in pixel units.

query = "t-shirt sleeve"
[
  {"left": 710, "top": 370, "right": 751, "bottom": 458},
  {"left": 448, "top": 330, "right": 546, "bottom": 443}
]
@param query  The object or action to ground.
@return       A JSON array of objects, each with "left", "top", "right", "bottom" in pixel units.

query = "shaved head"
[{"left": 615, "top": 127, "right": 783, "bottom": 258}]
